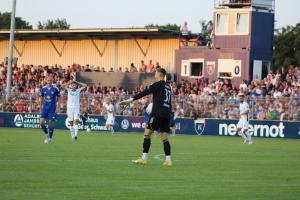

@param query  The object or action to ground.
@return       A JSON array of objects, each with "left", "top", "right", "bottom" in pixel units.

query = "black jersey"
[{"left": 133, "top": 80, "right": 172, "bottom": 119}]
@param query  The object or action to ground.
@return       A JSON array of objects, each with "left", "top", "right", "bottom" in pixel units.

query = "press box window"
[
  {"left": 190, "top": 62, "right": 203, "bottom": 77},
  {"left": 216, "top": 14, "right": 228, "bottom": 34},
  {"left": 236, "top": 13, "right": 249, "bottom": 33},
  {"left": 219, "top": 72, "right": 232, "bottom": 78}
]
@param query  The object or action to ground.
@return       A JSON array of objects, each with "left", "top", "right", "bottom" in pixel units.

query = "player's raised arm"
[
  {"left": 76, "top": 81, "right": 88, "bottom": 91},
  {"left": 119, "top": 82, "right": 160, "bottom": 105},
  {"left": 60, "top": 80, "right": 73, "bottom": 90},
  {"left": 120, "top": 68, "right": 166, "bottom": 105}
]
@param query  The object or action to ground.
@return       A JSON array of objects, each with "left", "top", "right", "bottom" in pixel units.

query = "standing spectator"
[
  {"left": 146, "top": 60, "right": 155, "bottom": 73},
  {"left": 180, "top": 21, "right": 189, "bottom": 34},
  {"left": 155, "top": 62, "right": 161, "bottom": 70},
  {"left": 139, "top": 60, "right": 147, "bottom": 72},
  {"left": 130, "top": 63, "right": 138, "bottom": 73}
]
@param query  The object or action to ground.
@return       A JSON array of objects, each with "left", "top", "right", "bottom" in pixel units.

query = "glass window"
[
  {"left": 216, "top": 14, "right": 228, "bottom": 34},
  {"left": 236, "top": 13, "right": 249, "bottom": 33},
  {"left": 190, "top": 62, "right": 203, "bottom": 77}
]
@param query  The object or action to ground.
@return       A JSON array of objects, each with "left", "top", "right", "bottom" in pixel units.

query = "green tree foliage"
[
  {"left": 0, "top": 12, "right": 32, "bottom": 29},
  {"left": 273, "top": 23, "right": 300, "bottom": 69},
  {"left": 37, "top": 18, "right": 70, "bottom": 29},
  {"left": 144, "top": 23, "right": 180, "bottom": 31}
]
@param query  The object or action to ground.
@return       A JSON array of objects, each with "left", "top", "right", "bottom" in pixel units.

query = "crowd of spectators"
[{"left": 0, "top": 62, "right": 299, "bottom": 121}]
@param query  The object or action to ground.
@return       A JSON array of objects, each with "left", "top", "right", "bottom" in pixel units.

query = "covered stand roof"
[{"left": 0, "top": 28, "right": 181, "bottom": 40}]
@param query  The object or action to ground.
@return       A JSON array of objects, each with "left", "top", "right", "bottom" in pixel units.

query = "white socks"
[
  {"left": 74, "top": 124, "right": 79, "bottom": 137},
  {"left": 70, "top": 127, "right": 75, "bottom": 138},
  {"left": 172, "top": 129, "right": 176, "bottom": 136},
  {"left": 246, "top": 131, "right": 252, "bottom": 143},
  {"left": 111, "top": 126, "right": 114, "bottom": 134},
  {"left": 166, "top": 156, "right": 171, "bottom": 161},
  {"left": 238, "top": 130, "right": 247, "bottom": 140},
  {"left": 142, "top": 153, "right": 148, "bottom": 160}
]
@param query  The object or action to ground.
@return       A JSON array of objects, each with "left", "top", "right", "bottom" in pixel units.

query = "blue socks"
[
  {"left": 48, "top": 126, "right": 54, "bottom": 139},
  {"left": 41, "top": 124, "right": 48, "bottom": 135}
]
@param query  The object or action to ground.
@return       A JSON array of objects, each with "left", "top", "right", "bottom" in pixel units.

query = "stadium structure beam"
[{"left": 6, "top": 0, "right": 17, "bottom": 100}]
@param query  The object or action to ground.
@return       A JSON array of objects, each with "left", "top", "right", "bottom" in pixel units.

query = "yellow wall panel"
[{"left": 0, "top": 38, "right": 179, "bottom": 73}]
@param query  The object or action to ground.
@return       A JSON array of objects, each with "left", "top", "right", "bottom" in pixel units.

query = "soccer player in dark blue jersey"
[{"left": 39, "top": 76, "right": 60, "bottom": 144}]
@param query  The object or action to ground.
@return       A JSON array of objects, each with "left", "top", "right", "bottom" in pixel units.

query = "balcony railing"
[
  {"left": 215, "top": 0, "right": 275, "bottom": 11},
  {"left": 0, "top": 92, "right": 299, "bottom": 121}
]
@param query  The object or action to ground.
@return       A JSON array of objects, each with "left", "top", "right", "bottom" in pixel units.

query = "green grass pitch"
[{"left": 0, "top": 128, "right": 299, "bottom": 200}]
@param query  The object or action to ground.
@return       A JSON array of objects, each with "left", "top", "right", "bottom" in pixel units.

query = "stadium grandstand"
[{"left": 0, "top": 62, "right": 299, "bottom": 121}]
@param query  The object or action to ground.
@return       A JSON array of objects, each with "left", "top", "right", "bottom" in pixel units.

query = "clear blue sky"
[{"left": 0, "top": 0, "right": 299, "bottom": 31}]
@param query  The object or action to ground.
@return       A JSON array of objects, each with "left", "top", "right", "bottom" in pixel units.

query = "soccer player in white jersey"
[
  {"left": 236, "top": 93, "right": 253, "bottom": 144},
  {"left": 103, "top": 98, "right": 115, "bottom": 135},
  {"left": 62, "top": 80, "right": 87, "bottom": 140}
]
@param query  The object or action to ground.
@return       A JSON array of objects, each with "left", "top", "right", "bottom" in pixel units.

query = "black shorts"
[{"left": 147, "top": 117, "right": 170, "bottom": 133}]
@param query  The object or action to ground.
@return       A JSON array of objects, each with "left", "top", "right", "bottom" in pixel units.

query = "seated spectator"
[
  {"left": 108, "top": 67, "right": 114, "bottom": 72},
  {"left": 100, "top": 67, "right": 106, "bottom": 72},
  {"left": 117, "top": 67, "right": 122, "bottom": 72}
]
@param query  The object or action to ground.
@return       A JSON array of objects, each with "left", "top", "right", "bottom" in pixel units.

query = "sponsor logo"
[
  {"left": 219, "top": 122, "right": 285, "bottom": 138},
  {"left": 14, "top": 114, "right": 24, "bottom": 127},
  {"left": 121, "top": 119, "right": 130, "bottom": 130},
  {"left": 194, "top": 119, "right": 205, "bottom": 135}
]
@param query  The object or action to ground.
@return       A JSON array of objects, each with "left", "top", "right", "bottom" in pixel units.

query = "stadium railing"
[{"left": 0, "top": 92, "right": 299, "bottom": 121}]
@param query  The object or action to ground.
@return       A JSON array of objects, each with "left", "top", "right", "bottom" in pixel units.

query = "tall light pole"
[{"left": 6, "top": 0, "right": 17, "bottom": 100}]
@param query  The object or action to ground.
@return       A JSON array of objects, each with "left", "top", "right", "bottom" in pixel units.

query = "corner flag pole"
[{"left": 6, "top": 0, "right": 17, "bottom": 101}]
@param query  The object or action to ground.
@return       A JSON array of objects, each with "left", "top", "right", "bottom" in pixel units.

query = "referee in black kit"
[{"left": 120, "top": 68, "right": 173, "bottom": 166}]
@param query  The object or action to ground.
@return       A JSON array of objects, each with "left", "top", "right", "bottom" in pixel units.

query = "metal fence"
[{"left": 0, "top": 92, "right": 299, "bottom": 121}]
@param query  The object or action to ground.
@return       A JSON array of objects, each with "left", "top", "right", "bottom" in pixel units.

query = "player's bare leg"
[
  {"left": 160, "top": 132, "right": 172, "bottom": 166},
  {"left": 244, "top": 129, "right": 253, "bottom": 144},
  {"left": 69, "top": 120, "right": 75, "bottom": 140},
  {"left": 106, "top": 124, "right": 114, "bottom": 135},
  {"left": 237, "top": 127, "right": 248, "bottom": 144},
  {"left": 73, "top": 119, "right": 79, "bottom": 140},
  {"left": 132, "top": 128, "right": 153, "bottom": 164}
]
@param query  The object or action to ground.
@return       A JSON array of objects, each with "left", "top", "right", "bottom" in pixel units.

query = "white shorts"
[
  {"left": 67, "top": 106, "right": 80, "bottom": 121},
  {"left": 106, "top": 116, "right": 115, "bottom": 125},
  {"left": 237, "top": 119, "right": 249, "bottom": 130}
]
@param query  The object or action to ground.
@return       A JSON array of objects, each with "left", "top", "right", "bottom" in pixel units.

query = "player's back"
[{"left": 152, "top": 80, "right": 172, "bottom": 119}]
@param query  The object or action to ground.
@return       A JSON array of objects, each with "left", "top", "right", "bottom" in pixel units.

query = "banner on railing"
[{"left": 0, "top": 113, "right": 299, "bottom": 139}]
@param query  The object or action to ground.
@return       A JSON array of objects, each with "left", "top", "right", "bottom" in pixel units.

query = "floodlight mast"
[{"left": 6, "top": 0, "right": 17, "bottom": 101}]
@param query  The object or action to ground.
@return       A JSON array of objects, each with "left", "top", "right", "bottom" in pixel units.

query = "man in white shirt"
[
  {"left": 62, "top": 80, "right": 87, "bottom": 140},
  {"left": 103, "top": 98, "right": 115, "bottom": 135},
  {"left": 236, "top": 93, "right": 253, "bottom": 144}
]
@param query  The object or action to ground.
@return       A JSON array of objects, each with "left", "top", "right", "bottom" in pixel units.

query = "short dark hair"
[
  {"left": 156, "top": 68, "right": 166, "bottom": 77},
  {"left": 166, "top": 73, "right": 172, "bottom": 81}
]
